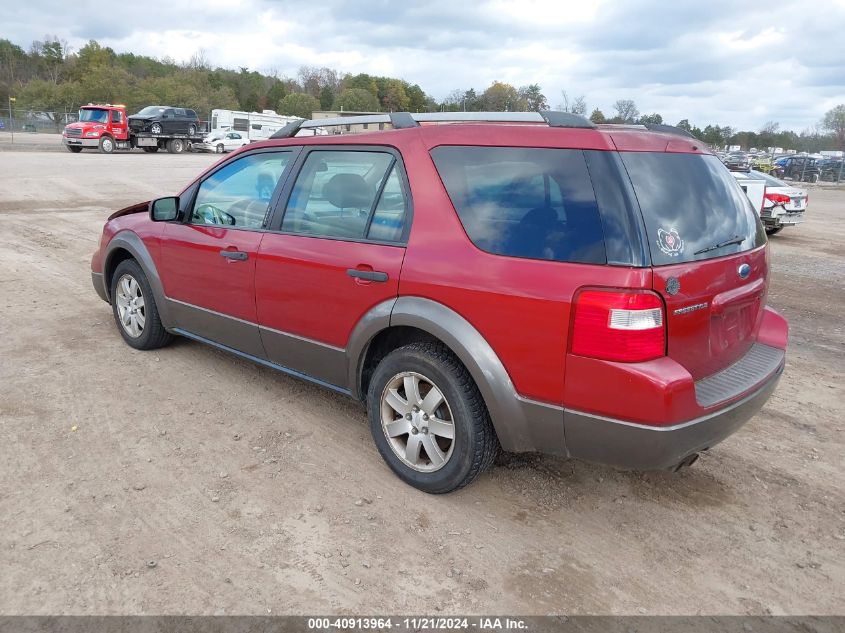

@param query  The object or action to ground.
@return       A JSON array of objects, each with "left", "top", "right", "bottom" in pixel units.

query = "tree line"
[{"left": 1, "top": 36, "right": 843, "bottom": 152}]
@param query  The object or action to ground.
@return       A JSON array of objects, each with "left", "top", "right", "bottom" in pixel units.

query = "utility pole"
[{"left": 8, "top": 97, "right": 15, "bottom": 144}]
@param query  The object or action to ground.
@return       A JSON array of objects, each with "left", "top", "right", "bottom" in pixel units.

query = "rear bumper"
[{"left": 563, "top": 358, "right": 783, "bottom": 470}]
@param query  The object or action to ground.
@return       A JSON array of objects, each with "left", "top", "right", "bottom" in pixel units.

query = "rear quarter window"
[
  {"left": 620, "top": 152, "right": 766, "bottom": 265},
  {"left": 430, "top": 146, "right": 606, "bottom": 264}
]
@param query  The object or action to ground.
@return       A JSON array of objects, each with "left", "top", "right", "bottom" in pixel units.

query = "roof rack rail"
[
  {"left": 269, "top": 110, "right": 596, "bottom": 139},
  {"left": 642, "top": 123, "right": 697, "bottom": 139}
]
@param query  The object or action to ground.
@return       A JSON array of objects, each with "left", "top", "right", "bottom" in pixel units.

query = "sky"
[{"left": 5, "top": 0, "right": 845, "bottom": 131}]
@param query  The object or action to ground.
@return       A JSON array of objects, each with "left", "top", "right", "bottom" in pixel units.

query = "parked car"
[
  {"left": 780, "top": 156, "right": 821, "bottom": 182},
  {"left": 818, "top": 158, "right": 844, "bottom": 182},
  {"left": 732, "top": 170, "right": 806, "bottom": 235},
  {"left": 128, "top": 106, "right": 201, "bottom": 136},
  {"left": 194, "top": 130, "right": 250, "bottom": 153},
  {"left": 89, "top": 112, "right": 787, "bottom": 493},
  {"left": 725, "top": 151, "right": 751, "bottom": 171}
]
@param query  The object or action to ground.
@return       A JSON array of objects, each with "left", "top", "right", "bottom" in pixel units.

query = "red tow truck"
[{"left": 62, "top": 104, "right": 204, "bottom": 154}]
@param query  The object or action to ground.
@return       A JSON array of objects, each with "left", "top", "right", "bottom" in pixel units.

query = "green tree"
[
  {"left": 344, "top": 73, "right": 379, "bottom": 99},
  {"left": 332, "top": 88, "right": 379, "bottom": 112},
  {"left": 319, "top": 85, "right": 334, "bottom": 110},
  {"left": 266, "top": 80, "right": 288, "bottom": 112},
  {"left": 519, "top": 84, "right": 547, "bottom": 111},
  {"left": 822, "top": 104, "right": 845, "bottom": 150},
  {"left": 481, "top": 81, "right": 520, "bottom": 111},
  {"left": 380, "top": 78, "right": 409, "bottom": 111},
  {"left": 405, "top": 84, "right": 427, "bottom": 112},
  {"left": 638, "top": 113, "right": 663, "bottom": 125},
  {"left": 18, "top": 78, "right": 84, "bottom": 129},
  {"left": 278, "top": 92, "right": 320, "bottom": 118},
  {"left": 72, "top": 41, "right": 116, "bottom": 80},
  {"left": 589, "top": 108, "right": 606, "bottom": 124}
]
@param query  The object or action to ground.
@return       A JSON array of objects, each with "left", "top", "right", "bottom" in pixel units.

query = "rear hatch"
[{"left": 619, "top": 151, "right": 768, "bottom": 380}]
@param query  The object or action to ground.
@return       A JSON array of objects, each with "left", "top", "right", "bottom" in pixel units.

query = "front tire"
[
  {"left": 150, "top": 122, "right": 163, "bottom": 134},
  {"left": 98, "top": 135, "right": 115, "bottom": 154},
  {"left": 367, "top": 342, "right": 498, "bottom": 493},
  {"left": 216, "top": 143, "right": 225, "bottom": 153},
  {"left": 110, "top": 259, "right": 173, "bottom": 350}
]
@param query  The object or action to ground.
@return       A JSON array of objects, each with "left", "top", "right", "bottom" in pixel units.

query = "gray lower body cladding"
[
  {"left": 92, "top": 272, "right": 108, "bottom": 303},
  {"left": 562, "top": 363, "right": 783, "bottom": 470}
]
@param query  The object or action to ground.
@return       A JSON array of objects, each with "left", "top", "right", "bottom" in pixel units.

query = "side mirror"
[{"left": 150, "top": 196, "right": 179, "bottom": 222}]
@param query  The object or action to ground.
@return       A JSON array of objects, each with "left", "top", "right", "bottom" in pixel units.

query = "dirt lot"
[{"left": 0, "top": 148, "right": 842, "bottom": 616}]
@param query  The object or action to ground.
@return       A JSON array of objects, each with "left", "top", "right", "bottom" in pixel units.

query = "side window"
[
  {"left": 191, "top": 152, "right": 292, "bottom": 229},
  {"left": 111, "top": 110, "right": 122, "bottom": 124},
  {"left": 164, "top": 108, "right": 175, "bottom": 118},
  {"left": 430, "top": 146, "right": 606, "bottom": 264},
  {"left": 281, "top": 150, "right": 398, "bottom": 241},
  {"left": 367, "top": 166, "right": 407, "bottom": 242}
]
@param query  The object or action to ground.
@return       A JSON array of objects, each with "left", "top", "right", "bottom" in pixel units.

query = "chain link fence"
[{"left": 0, "top": 108, "right": 79, "bottom": 134}]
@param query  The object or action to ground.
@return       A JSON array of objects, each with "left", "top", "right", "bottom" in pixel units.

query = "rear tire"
[
  {"left": 110, "top": 259, "right": 173, "bottom": 350},
  {"left": 188, "top": 124, "right": 197, "bottom": 135},
  {"left": 366, "top": 342, "right": 498, "bottom": 493},
  {"left": 66, "top": 145, "right": 82, "bottom": 153},
  {"left": 167, "top": 138, "right": 185, "bottom": 154}
]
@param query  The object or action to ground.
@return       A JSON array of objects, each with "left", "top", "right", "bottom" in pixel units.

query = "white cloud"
[{"left": 5, "top": 0, "right": 845, "bottom": 130}]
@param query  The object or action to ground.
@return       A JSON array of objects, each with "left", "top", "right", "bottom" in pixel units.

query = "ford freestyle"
[{"left": 90, "top": 111, "right": 788, "bottom": 493}]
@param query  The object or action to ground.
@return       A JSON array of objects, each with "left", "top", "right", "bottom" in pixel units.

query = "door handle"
[
  {"left": 346, "top": 268, "right": 388, "bottom": 282},
  {"left": 220, "top": 250, "right": 248, "bottom": 261}
]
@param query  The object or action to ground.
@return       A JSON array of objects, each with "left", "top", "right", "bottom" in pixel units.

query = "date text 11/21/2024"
[{"left": 306, "top": 617, "right": 528, "bottom": 630}]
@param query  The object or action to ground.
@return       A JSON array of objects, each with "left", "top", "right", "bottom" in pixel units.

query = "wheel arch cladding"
[
  {"left": 385, "top": 296, "right": 533, "bottom": 452},
  {"left": 104, "top": 232, "right": 173, "bottom": 329}
]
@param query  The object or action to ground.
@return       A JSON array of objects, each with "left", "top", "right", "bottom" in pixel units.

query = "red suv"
[{"left": 90, "top": 112, "right": 788, "bottom": 493}]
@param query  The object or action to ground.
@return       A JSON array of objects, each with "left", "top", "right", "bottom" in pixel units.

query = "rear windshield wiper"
[{"left": 694, "top": 235, "right": 745, "bottom": 255}]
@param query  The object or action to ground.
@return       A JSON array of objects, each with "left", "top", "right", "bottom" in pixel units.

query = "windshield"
[
  {"left": 79, "top": 108, "right": 109, "bottom": 123},
  {"left": 620, "top": 152, "right": 765, "bottom": 265},
  {"left": 745, "top": 170, "right": 788, "bottom": 187},
  {"left": 137, "top": 106, "right": 165, "bottom": 116}
]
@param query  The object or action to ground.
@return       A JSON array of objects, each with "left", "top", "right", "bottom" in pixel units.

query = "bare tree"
[
  {"left": 187, "top": 48, "right": 210, "bottom": 71},
  {"left": 558, "top": 90, "right": 587, "bottom": 115},
  {"left": 571, "top": 95, "right": 587, "bottom": 115},
  {"left": 613, "top": 99, "right": 639, "bottom": 123}
]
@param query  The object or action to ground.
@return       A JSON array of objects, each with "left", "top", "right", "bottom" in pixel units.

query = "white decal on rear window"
[{"left": 656, "top": 227, "right": 684, "bottom": 256}]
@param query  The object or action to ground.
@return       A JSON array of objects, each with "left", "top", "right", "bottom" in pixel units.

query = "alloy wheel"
[
  {"left": 380, "top": 371, "right": 455, "bottom": 472},
  {"left": 115, "top": 274, "right": 146, "bottom": 338}
]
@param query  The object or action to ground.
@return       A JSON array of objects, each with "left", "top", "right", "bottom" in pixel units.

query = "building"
[{"left": 311, "top": 110, "right": 388, "bottom": 135}]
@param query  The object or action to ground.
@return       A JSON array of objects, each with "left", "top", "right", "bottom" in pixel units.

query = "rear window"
[
  {"left": 620, "top": 152, "right": 765, "bottom": 265},
  {"left": 430, "top": 147, "right": 606, "bottom": 264}
]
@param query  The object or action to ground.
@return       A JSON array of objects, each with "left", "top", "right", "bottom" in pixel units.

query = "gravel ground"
[{"left": 0, "top": 150, "right": 842, "bottom": 615}]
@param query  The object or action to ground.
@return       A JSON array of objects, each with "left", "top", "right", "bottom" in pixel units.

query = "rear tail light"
[
  {"left": 764, "top": 191, "right": 790, "bottom": 205},
  {"left": 571, "top": 290, "right": 666, "bottom": 362}
]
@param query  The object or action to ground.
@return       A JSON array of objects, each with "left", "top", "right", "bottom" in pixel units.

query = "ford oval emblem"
[{"left": 738, "top": 263, "right": 751, "bottom": 279}]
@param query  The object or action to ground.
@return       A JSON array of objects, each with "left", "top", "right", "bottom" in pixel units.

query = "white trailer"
[{"left": 210, "top": 109, "right": 300, "bottom": 142}]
